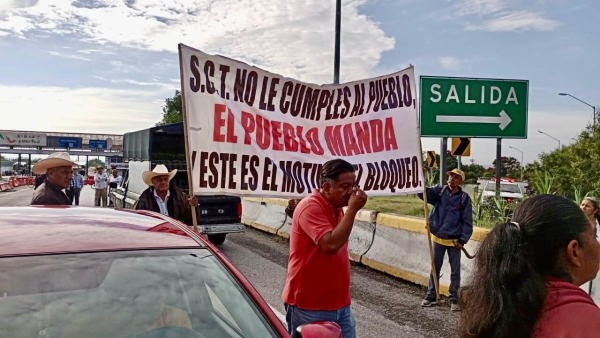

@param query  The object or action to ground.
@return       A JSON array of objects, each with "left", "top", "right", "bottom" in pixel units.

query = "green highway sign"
[{"left": 420, "top": 76, "right": 529, "bottom": 138}]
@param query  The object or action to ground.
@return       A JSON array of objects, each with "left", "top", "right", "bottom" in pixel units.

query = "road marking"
[
  {"left": 436, "top": 110, "right": 512, "bottom": 130},
  {"left": 269, "top": 304, "right": 287, "bottom": 329},
  {"left": 0, "top": 187, "right": 33, "bottom": 196}
]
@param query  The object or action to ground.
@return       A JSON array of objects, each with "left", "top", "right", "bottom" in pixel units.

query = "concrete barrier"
[
  {"left": 241, "top": 197, "right": 490, "bottom": 295},
  {"left": 361, "top": 213, "right": 488, "bottom": 295},
  {"left": 242, "top": 198, "right": 379, "bottom": 263},
  {"left": 241, "top": 198, "right": 288, "bottom": 235},
  {"left": 0, "top": 182, "right": 14, "bottom": 191}
]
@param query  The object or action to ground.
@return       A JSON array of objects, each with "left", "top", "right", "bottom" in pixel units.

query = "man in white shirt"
[
  {"left": 94, "top": 166, "right": 109, "bottom": 207},
  {"left": 109, "top": 169, "right": 123, "bottom": 189},
  {"left": 134, "top": 164, "right": 198, "bottom": 224}
]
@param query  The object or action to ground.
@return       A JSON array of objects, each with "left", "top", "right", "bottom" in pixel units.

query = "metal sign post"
[
  {"left": 496, "top": 139, "right": 501, "bottom": 199},
  {"left": 440, "top": 138, "right": 448, "bottom": 185}
]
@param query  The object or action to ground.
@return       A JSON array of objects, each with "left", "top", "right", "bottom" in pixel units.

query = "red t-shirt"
[
  {"left": 533, "top": 277, "right": 600, "bottom": 337},
  {"left": 281, "top": 189, "right": 351, "bottom": 310}
]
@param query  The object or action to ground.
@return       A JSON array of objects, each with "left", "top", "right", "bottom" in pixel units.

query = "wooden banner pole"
[
  {"left": 178, "top": 44, "right": 198, "bottom": 233},
  {"left": 419, "top": 141, "right": 441, "bottom": 301},
  {"left": 416, "top": 76, "right": 440, "bottom": 301}
]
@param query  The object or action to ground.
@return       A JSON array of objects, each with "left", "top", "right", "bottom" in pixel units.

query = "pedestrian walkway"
[{"left": 78, "top": 186, "right": 103, "bottom": 207}]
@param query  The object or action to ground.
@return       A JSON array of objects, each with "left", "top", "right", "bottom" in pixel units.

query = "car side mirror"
[{"left": 292, "top": 321, "right": 342, "bottom": 338}]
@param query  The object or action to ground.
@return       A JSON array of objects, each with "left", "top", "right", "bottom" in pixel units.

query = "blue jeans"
[
  {"left": 72, "top": 188, "right": 81, "bottom": 205},
  {"left": 426, "top": 242, "right": 461, "bottom": 301},
  {"left": 284, "top": 303, "right": 355, "bottom": 338}
]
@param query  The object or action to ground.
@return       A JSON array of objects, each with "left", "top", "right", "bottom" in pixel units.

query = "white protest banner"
[
  {"left": 0, "top": 132, "right": 47, "bottom": 147},
  {"left": 179, "top": 44, "right": 423, "bottom": 198}
]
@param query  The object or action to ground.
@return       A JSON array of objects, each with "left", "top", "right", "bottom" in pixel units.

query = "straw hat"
[
  {"left": 142, "top": 164, "right": 177, "bottom": 186},
  {"left": 32, "top": 152, "right": 78, "bottom": 175}
]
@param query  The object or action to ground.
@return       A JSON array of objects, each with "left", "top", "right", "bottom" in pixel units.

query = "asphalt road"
[{"left": 0, "top": 183, "right": 459, "bottom": 337}]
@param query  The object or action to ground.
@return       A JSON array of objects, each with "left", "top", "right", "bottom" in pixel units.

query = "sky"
[{"left": 0, "top": 0, "right": 598, "bottom": 166}]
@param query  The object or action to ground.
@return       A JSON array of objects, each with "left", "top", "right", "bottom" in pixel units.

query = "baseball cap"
[{"left": 446, "top": 169, "right": 465, "bottom": 182}]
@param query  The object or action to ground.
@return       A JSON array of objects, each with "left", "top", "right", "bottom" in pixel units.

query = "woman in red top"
[{"left": 459, "top": 194, "right": 600, "bottom": 338}]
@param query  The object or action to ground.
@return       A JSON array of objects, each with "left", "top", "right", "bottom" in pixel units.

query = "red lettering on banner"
[
  {"left": 271, "top": 121, "right": 283, "bottom": 151},
  {"left": 241, "top": 111, "right": 255, "bottom": 145},
  {"left": 383, "top": 117, "right": 398, "bottom": 151},
  {"left": 283, "top": 123, "right": 298, "bottom": 152},
  {"left": 325, "top": 118, "right": 397, "bottom": 156},
  {"left": 355, "top": 121, "right": 371, "bottom": 153},
  {"left": 343, "top": 124, "right": 360, "bottom": 156},
  {"left": 306, "top": 128, "right": 324, "bottom": 155},
  {"left": 226, "top": 108, "right": 238, "bottom": 143},
  {"left": 324, "top": 125, "right": 347, "bottom": 156},
  {"left": 213, "top": 104, "right": 226, "bottom": 142},
  {"left": 296, "top": 126, "right": 311, "bottom": 154},
  {"left": 256, "top": 115, "right": 271, "bottom": 150},
  {"left": 238, "top": 108, "right": 323, "bottom": 155},
  {"left": 370, "top": 119, "right": 384, "bottom": 152}
]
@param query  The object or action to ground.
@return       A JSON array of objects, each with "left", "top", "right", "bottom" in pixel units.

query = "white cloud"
[
  {"left": 0, "top": 85, "right": 165, "bottom": 133},
  {"left": 452, "top": 0, "right": 560, "bottom": 32},
  {"left": 78, "top": 48, "right": 116, "bottom": 55},
  {"left": 456, "top": 0, "right": 505, "bottom": 16},
  {"left": 0, "top": 0, "right": 394, "bottom": 83},
  {"left": 465, "top": 11, "right": 561, "bottom": 32},
  {"left": 47, "top": 50, "right": 91, "bottom": 61},
  {"left": 438, "top": 56, "right": 460, "bottom": 71},
  {"left": 93, "top": 75, "right": 178, "bottom": 90}
]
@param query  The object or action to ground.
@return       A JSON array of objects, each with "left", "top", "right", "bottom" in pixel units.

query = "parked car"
[
  {"left": 478, "top": 178, "right": 526, "bottom": 203},
  {"left": 0, "top": 206, "right": 340, "bottom": 338}
]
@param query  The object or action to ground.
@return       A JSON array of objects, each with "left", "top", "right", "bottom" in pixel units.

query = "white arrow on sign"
[{"left": 436, "top": 110, "right": 512, "bottom": 130}]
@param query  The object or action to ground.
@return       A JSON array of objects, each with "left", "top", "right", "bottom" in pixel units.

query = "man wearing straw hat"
[
  {"left": 94, "top": 166, "right": 109, "bottom": 207},
  {"left": 134, "top": 164, "right": 198, "bottom": 225},
  {"left": 418, "top": 168, "right": 473, "bottom": 312},
  {"left": 31, "top": 152, "right": 78, "bottom": 205}
]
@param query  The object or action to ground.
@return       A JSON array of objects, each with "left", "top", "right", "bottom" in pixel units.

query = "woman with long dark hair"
[{"left": 459, "top": 194, "right": 600, "bottom": 337}]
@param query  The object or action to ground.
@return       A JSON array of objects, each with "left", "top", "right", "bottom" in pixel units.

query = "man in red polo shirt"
[{"left": 282, "top": 159, "right": 367, "bottom": 338}]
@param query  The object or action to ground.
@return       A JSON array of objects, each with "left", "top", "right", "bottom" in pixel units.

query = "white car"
[{"left": 480, "top": 179, "right": 525, "bottom": 203}]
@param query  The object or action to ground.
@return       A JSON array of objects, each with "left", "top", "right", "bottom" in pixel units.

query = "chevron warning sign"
[
  {"left": 426, "top": 151, "right": 438, "bottom": 168},
  {"left": 452, "top": 138, "right": 471, "bottom": 156}
]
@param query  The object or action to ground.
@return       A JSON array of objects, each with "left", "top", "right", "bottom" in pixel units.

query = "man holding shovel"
[{"left": 418, "top": 169, "right": 473, "bottom": 311}]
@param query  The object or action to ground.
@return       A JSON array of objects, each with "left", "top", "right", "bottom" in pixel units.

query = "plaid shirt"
[{"left": 70, "top": 174, "right": 84, "bottom": 189}]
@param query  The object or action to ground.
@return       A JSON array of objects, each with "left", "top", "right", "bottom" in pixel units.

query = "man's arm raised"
[{"left": 317, "top": 188, "right": 368, "bottom": 255}]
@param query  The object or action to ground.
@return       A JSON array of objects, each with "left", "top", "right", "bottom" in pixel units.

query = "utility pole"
[{"left": 334, "top": 0, "right": 341, "bottom": 84}]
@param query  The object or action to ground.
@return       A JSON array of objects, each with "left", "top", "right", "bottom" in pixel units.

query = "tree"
[
  {"left": 461, "top": 163, "right": 486, "bottom": 184},
  {"left": 492, "top": 156, "right": 521, "bottom": 177},
  {"left": 156, "top": 91, "right": 183, "bottom": 126},
  {"left": 521, "top": 119, "right": 600, "bottom": 197},
  {"left": 87, "top": 159, "right": 106, "bottom": 170}
]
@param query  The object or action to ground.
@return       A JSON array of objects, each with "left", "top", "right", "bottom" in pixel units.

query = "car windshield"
[
  {"left": 485, "top": 183, "right": 522, "bottom": 193},
  {"left": 0, "top": 249, "right": 277, "bottom": 338}
]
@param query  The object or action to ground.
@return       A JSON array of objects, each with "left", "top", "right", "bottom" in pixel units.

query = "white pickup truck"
[{"left": 478, "top": 178, "right": 527, "bottom": 203}]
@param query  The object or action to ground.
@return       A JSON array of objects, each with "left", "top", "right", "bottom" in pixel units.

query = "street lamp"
[
  {"left": 559, "top": 93, "right": 596, "bottom": 133},
  {"left": 508, "top": 146, "right": 524, "bottom": 181},
  {"left": 538, "top": 130, "right": 561, "bottom": 150}
]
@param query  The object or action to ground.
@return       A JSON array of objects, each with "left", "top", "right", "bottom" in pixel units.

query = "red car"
[{"left": 0, "top": 207, "right": 340, "bottom": 338}]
